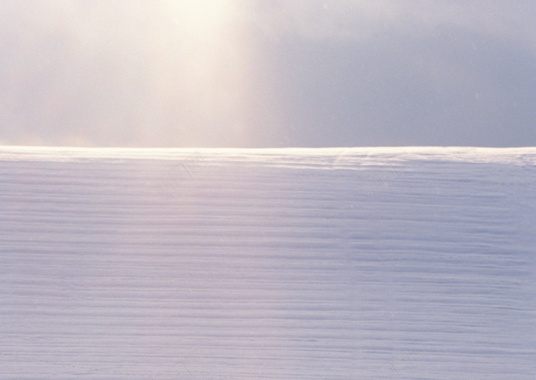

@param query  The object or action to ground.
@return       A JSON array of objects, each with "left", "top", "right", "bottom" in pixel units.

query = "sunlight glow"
[{"left": 161, "top": 0, "right": 252, "bottom": 146}]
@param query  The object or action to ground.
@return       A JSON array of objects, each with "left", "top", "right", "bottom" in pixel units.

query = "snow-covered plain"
[{"left": 1, "top": 146, "right": 535, "bottom": 379}]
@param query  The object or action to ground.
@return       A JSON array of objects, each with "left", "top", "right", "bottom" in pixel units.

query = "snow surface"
[{"left": 1, "top": 146, "right": 535, "bottom": 379}]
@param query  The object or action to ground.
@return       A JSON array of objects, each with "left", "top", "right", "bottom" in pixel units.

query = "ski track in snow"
[{"left": 1, "top": 147, "right": 535, "bottom": 379}]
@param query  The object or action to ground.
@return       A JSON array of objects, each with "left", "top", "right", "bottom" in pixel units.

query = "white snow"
[{"left": 1, "top": 146, "right": 535, "bottom": 379}]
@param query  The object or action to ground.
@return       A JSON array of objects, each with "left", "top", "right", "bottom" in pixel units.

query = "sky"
[{"left": 1, "top": 0, "right": 536, "bottom": 148}]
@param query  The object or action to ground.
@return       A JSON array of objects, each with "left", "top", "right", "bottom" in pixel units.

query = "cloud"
[
  {"left": 251, "top": 0, "right": 536, "bottom": 48},
  {"left": 1, "top": 1, "right": 535, "bottom": 147},
  {"left": 0, "top": 0, "right": 282, "bottom": 147},
  {"left": 248, "top": 0, "right": 536, "bottom": 146}
]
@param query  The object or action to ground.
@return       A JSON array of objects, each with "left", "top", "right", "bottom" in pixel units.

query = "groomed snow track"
[{"left": 1, "top": 147, "right": 535, "bottom": 379}]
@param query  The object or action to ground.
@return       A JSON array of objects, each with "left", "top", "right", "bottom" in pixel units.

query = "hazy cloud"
[
  {"left": 1, "top": 1, "right": 535, "bottom": 147},
  {"left": 254, "top": 1, "right": 536, "bottom": 47}
]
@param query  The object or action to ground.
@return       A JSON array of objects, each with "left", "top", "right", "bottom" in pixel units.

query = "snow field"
[{"left": 1, "top": 147, "right": 535, "bottom": 379}]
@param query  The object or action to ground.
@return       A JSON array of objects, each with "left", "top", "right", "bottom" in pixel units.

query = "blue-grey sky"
[{"left": 1, "top": 0, "right": 536, "bottom": 147}]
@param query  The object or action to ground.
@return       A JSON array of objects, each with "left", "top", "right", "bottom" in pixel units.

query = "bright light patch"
[{"left": 160, "top": 0, "right": 252, "bottom": 147}]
